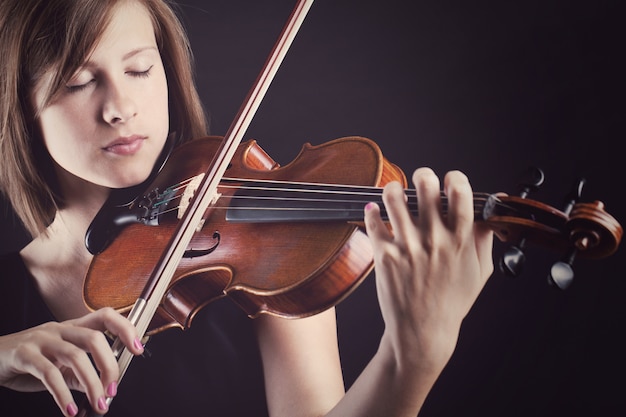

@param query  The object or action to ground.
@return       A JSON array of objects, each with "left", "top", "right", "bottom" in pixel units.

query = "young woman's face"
[{"left": 31, "top": 1, "right": 169, "bottom": 190}]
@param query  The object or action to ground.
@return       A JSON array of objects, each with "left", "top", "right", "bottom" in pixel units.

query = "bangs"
[{"left": 25, "top": 0, "right": 121, "bottom": 110}]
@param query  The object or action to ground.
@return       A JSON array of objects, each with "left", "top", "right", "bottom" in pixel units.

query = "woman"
[{"left": 0, "top": 0, "right": 494, "bottom": 416}]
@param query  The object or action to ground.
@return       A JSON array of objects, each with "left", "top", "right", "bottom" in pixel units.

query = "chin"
[{"left": 107, "top": 170, "right": 153, "bottom": 190}]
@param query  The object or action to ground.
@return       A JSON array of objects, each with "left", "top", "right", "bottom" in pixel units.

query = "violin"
[{"left": 83, "top": 134, "right": 623, "bottom": 332}]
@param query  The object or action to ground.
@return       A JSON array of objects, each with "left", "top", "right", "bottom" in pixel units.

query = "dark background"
[{"left": 2, "top": 0, "right": 624, "bottom": 415}]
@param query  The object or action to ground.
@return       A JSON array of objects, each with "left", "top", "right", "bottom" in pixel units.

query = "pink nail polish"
[
  {"left": 365, "top": 202, "right": 375, "bottom": 211},
  {"left": 107, "top": 381, "right": 117, "bottom": 397},
  {"left": 66, "top": 402, "right": 78, "bottom": 416},
  {"left": 134, "top": 337, "right": 144, "bottom": 352},
  {"left": 98, "top": 396, "right": 108, "bottom": 412}
]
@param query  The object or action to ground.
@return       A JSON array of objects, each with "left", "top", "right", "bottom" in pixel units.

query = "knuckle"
[
  {"left": 452, "top": 228, "right": 470, "bottom": 247},
  {"left": 19, "top": 324, "right": 58, "bottom": 348},
  {"left": 40, "top": 362, "right": 61, "bottom": 383},
  {"left": 63, "top": 345, "right": 86, "bottom": 366},
  {"left": 99, "top": 306, "right": 118, "bottom": 320},
  {"left": 13, "top": 343, "right": 38, "bottom": 363},
  {"left": 38, "top": 321, "right": 61, "bottom": 333},
  {"left": 377, "top": 244, "right": 403, "bottom": 268},
  {"left": 84, "top": 329, "right": 108, "bottom": 349},
  {"left": 420, "top": 232, "right": 440, "bottom": 253}
]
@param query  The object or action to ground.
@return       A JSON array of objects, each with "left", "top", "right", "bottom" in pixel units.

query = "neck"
[
  {"left": 18, "top": 171, "right": 113, "bottom": 320},
  {"left": 56, "top": 165, "right": 112, "bottom": 221},
  {"left": 20, "top": 209, "right": 97, "bottom": 320}
]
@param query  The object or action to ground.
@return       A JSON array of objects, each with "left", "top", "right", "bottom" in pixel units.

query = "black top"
[{"left": 0, "top": 252, "right": 269, "bottom": 417}]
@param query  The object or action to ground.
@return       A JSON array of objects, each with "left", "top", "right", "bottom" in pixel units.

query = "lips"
[{"left": 103, "top": 135, "right": 146, "bottom": 155}]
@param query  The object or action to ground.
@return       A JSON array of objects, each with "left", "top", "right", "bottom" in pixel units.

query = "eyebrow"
[
  {"left": 122, "top": 46, "right": 159, "bottom": 61},
  {"left": 73, "top": 45, "right": 159, "bottom": 74}
]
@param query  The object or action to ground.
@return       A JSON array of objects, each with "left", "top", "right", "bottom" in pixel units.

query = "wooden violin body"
[
  {"left": 84, "top": 136, "right": 406, "bottom": 333},
  {"left": 83, "top": 135, "right": 623, "bottom": 335}
]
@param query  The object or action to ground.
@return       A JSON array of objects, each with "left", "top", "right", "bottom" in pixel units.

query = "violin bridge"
[
  {"left": 177, "top": 173, "right": 220, "bottom": 232},
  {"left": 195, "top": 192, "right": 221, "bottom": 232},
  {"left": 209, "top": 191, "right": 222, "bottom": 206}
]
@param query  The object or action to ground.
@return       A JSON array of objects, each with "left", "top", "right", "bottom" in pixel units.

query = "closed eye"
[
  {"left": 66, "top": 79, "right": 95, "bottom": 93},
  {"left": 127, "top": 65, "right": 153, "bottom": 78},
  {"left": 64, "top": 65, "right": 153, "bottom": 94}
]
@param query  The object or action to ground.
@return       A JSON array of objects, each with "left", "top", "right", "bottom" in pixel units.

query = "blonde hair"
[{"left": 0, "top": 0, "right": 208, "bottom": 237}]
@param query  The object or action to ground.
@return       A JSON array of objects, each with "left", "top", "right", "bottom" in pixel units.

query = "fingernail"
[
  {"left": 134, "top": 337, "right": 144, "bottom": 352},
  {"left": 107, "top": 381, "right": 117, "bottom": 397},
  {"left": 98, "top": 396, "right": 108, "bottom": 412},
  {"left": 365, "top": 202, "right": 376, "bottom": 211},
  {"left": 66, "top": 402, "right": 78, "bottom": 416}
]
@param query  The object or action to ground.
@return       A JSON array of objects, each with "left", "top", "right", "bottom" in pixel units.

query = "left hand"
[{"left": 364, "top": 167, "right": 494, "bottom": 370}]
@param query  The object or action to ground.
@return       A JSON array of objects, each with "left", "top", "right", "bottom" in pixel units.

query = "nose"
[{"left": 101, "top": 78, "right": 137, "bottom": 125}]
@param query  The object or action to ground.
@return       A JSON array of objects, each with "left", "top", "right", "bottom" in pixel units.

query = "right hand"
[{"left": 0, "top": 307, "right": 144, "bottom": 416}]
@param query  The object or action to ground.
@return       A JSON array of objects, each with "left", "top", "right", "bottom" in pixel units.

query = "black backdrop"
[{"left": 1, "top": 0, "right": 625, "bottom": 416}]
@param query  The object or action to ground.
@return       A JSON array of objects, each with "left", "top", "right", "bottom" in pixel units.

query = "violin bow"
[{"left": 78, "top": 0, "right": 314, "bottom": 415}]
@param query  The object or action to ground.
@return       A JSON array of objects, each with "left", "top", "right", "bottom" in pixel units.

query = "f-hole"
[{"left": 183, "top": 231, "right": 221, "bottom": 258}]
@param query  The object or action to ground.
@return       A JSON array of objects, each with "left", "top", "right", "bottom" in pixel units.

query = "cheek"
[
  {"left": 38, "top": 106, "right": 83, "bottom": 155},
  {"left": 36, "top": 102, "right": 97, "bottom": 180},
  {"left": 146, "top": 69, "right": 170, "bottom": 134}
]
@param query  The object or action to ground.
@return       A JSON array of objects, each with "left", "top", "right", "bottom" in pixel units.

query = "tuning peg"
[
  {"left": 499, "top": 238, "right": 526, "bottom": 277},
  {"left": 546, "top": 177, "right": 587, "bottom": 289},
  {"left": 499, "top": 167, "right": 545, "bottom": 277},
  {"left": 548, "top": 248, "right": 577, "bottom": 289},
  {"left": 517, "top": 166, "right": 545, "bottom": 198},
  {"left": 563, "top": 177, "right": 586, "bottom": 216}
]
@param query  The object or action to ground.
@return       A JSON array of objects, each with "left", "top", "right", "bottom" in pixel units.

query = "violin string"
[
  {"left": 147, "top": 177, "right": 396, "bottom": 208},
  {"left": 151, "top": 176, "right": 496, "bottom": 203},
  {"left": 158, "top": 178, "right": 497, "bottom": 206},
  {"left": 221, "top": 177, "right": 397, "bottom": 197},
  {"left": 139, "top": 177, "right": 511, "bottom": 220}
]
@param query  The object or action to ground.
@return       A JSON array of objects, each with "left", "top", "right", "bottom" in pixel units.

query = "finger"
[
  {"left": 63, "top": 326, "right": 118, "bottom": 379},
  {"left": 412, "top": 167, "right": 443, "bottom": 231},
  {"left": 474, "top": 222, "right": 495, "bottom": 278},
  {"left": 364, "top": 201, "right": 393, "bottom": 246},
  {"left": 381, "top": 181, "right": 414, "bottom": 244},
  {"left": 66, "top": 308, "right": 144, "bottom": 411},
  {"left": 72, "top": 307, "right": 144, "bottom": 355},
  {"left": 442, "top": 170, "right": 474, "bottom": 236},
  {"left": 44, "top": 336, "right": 110, "bottom": 414},
  {"left": 17, "top": 345, "right": 78, "bottom": 416}
]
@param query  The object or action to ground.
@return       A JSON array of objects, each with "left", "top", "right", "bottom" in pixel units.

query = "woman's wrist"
[{"left": 378, "top": 321, "right": 460, "bottom": 381}]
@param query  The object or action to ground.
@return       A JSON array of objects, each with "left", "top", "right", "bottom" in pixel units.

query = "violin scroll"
[
  {"left": 546, "top": 200, "right": 624, "bottom": 289},
  {"left": 484, "top": 171, "right": 622, "bottom": 288}
]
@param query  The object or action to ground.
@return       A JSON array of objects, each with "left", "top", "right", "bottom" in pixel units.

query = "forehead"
[{"left": 90, "top": 1, "right": 157, "bottom": 60}]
